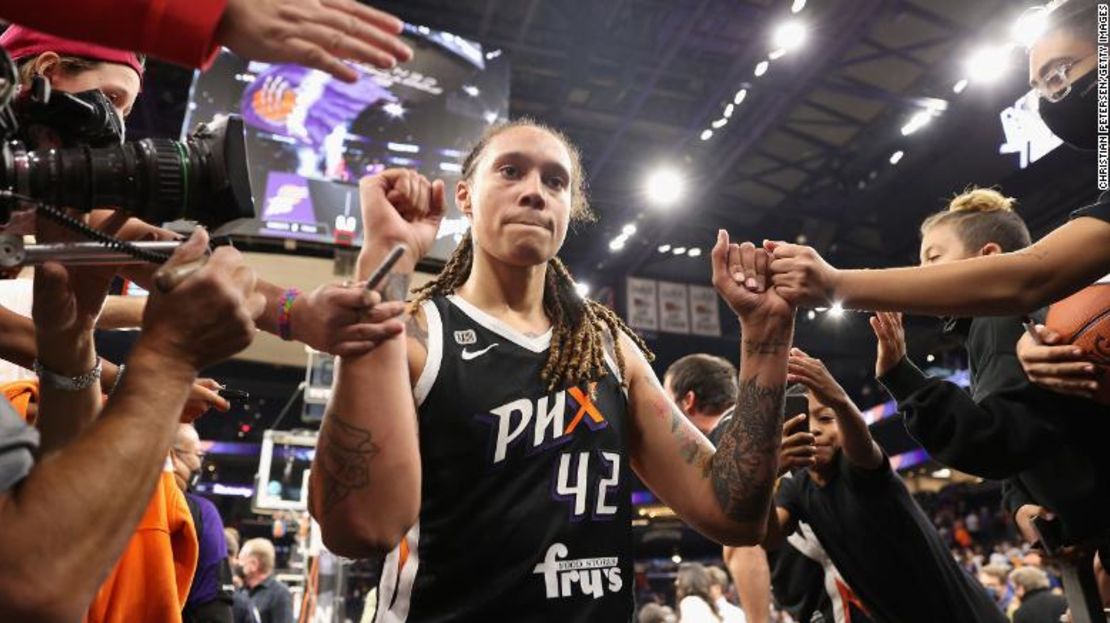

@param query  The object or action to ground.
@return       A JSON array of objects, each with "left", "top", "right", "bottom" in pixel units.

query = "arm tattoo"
[
  {"left": 670, "top": 401, "right": 714, "bottom": 477},
  {"left": 652, "top": 393, "right": 714, "bottom": 478},
  {"left": 318, "top": 412, "right": 380, "bottom": 512},
  {"left": 381, "top": 272, "right": 411, "bottom": 302},
  {"left": 405, "top": 312, "right": 428, "bottom": 349},
  {"left": 742, "top": 335, "right": 790, "bottom": 357},
  {"left": 709, "top": 375, "right": 784, "bottom": 522}
]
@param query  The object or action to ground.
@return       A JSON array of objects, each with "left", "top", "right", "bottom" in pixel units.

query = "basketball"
[{"left": 1045, "top": 283, "right": 1110, "bottom": 405}]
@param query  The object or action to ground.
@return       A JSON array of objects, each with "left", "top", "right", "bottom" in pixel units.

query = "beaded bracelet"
[{"left": 277, "top": 287, "right": 301, "bottom": 341}]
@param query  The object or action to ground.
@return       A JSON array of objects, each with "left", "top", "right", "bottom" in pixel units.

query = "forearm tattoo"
[
  {"left": 742, "top": 334, "right": 790, "bottom": 357},
  {"left": 381, "top": 272, "right": 411, "bottom": 302},
  {"left": 405, "top": 313, "right": 428, "bottom": 349},
  {"left": 709, "top": 374, "right": 784, "bottom": 523},
  {"left": 659, "top": 396, "right": 715, "bottom": 478},
  {"left": 318, "top": 412, "right": 380, "bottom": 512}
]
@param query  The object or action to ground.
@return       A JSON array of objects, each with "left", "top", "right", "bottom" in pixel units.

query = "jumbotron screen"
[{"left": 182, "top": 24, "right": 510, "bottom": 261}]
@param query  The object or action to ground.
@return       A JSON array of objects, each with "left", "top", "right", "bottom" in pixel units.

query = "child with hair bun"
[{"left": 871, "top": 186, "right": 1109, "bottom": 549}]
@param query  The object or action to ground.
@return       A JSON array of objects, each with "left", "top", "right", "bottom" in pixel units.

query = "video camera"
[{"left": 0, "top": 48, "right": 254, "bottom": 234}]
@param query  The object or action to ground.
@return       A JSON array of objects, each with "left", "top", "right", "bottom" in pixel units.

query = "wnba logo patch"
[{"left": 454, "top": 329, "right": 477, "bottom": 345}]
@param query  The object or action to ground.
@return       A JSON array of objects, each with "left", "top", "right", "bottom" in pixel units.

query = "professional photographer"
[
  {"left": 0, "top": 0, "right": 414, "bottom": 83},
  {"left": 0, "top": 26, "right": 409, "bottom": 362},
  {"left": 0, "top": 26, "right": 230, "bottom": 417},
  {"left": 0, "top": 27, "right": 404, "bottom": 622}
]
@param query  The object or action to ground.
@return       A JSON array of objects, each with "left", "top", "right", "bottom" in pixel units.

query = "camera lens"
[{"left": 0, "top": 115, "right": 254, "bottom": 229}]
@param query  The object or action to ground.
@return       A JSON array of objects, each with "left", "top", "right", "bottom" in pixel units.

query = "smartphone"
[
  {"left": 784, "top": 394, "right": 810, "bottom": 432},
  {"left": 1032, "top": 515, "right": 1064, "bottom": 555}
]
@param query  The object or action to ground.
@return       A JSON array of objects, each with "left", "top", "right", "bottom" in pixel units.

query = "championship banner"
[
  {"left": 657, "top": 281, "right": 690, "bottom": 335},
  {"left": 688, "top": 285, "right": 722, "bottom": 337},
  {"left": 626, "top": 277, "right": 659, "bottom": 331}
]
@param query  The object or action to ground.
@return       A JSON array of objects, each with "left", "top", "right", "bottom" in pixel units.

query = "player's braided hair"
[{"left": 412, "top": 119, "right": 653, "bottom": 389}]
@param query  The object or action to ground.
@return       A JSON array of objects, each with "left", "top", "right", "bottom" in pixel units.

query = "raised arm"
[
  {"left": 767, "top": 216, "right": 1110, "bottom": 316},
  {"left": 626, "top": 231, "right": 794, "bottom": 546},
  {"left": 308, "top": 170, "right": 443, "bottom": 558},
  {"left": 90, "top": 208, "right": 395, "bottom": 359},
  {"left": 95, "top": 296, "right": 146, "bottom": 330},
  {"left": 0, "top": 231, "right": 261, "bottom": 622},
  {"left": 0, "top": 305, "right": 36, "bottom": 372},
  {"left": 873, "top": 313, "right": 1067, "bottom": 477},
  {"left": 0, "top": 0, "right": 412, "bottom": 81},
  {"left": 787, "top": 348, "right": 882, "bottom": 471},
  {"left": 30, "top": 261, "right": 113, "bottom": 454},
  {"left": 761, "top": 504, "right": 796, "bottom": 551},
  {"left": 30, "top": 212, "right": 127, "bottom": 453},
  {"left": 724, "top": 545, "right": 771, "bottom": 623}
]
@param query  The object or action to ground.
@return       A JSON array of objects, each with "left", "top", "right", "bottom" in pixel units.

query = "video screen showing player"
[{"left": 183, "top": 23, "right": 510, "bottom": 261}]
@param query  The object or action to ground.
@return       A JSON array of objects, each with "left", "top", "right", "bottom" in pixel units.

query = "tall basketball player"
[{"left": 308, "top": 119, "right": 796, "bottom": 621}]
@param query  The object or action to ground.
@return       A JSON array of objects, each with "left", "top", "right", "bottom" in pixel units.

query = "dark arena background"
[{"left": 3, "top": 1, "right": 1106, "bottom": 622}]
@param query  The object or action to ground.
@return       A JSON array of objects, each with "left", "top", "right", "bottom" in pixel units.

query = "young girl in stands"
[
  {"left": 871, "top": 187, "right": 1109, "bottom": 577},
  {"left": 763, "top": 1, "right": 1108, "bottom": 329}
]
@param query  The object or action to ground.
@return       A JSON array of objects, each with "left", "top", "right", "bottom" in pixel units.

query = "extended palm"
[
  {"left": 870, "top": 312, "right": 906, "bottom": 377},
  {"left": 788, "top": 348, "right": 850, "bottom": 409}
]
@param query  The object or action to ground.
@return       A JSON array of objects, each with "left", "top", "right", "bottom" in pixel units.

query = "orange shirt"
[
  {"left": 83, "top": 466, "right": 198, "bottom": 623},
  {"left": 1, "top": 381, "right": 199, "bottom": 622}
]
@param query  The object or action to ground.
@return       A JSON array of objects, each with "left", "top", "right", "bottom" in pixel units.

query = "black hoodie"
[{"left": 878, "top": 313, "right": 1110, "bottom": 544}]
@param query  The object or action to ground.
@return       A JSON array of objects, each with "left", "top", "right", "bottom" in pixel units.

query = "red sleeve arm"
[{"left": 0, "top": 0, "right": 227, "bottom": 68}]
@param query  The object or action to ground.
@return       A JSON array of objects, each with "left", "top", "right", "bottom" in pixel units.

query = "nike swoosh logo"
[{"left": 461, "top": 343, "right": 499, "bottom": 361}]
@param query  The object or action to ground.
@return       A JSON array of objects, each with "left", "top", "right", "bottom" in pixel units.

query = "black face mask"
[
  {"left": 14, "top": 77, "right": 125, "bottom": 149},
  {"left": 1038, "top": 70, "right": 1098, "bottom": 151}
]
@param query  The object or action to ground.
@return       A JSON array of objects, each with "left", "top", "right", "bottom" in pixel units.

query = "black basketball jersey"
[{"left": 374, "top": 294, "right": 633, "bottom": 623}]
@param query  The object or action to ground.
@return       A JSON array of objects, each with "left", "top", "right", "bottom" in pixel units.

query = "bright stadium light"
[
  {"left": 889, "top": 150, "right": 905, "bottom": 165},
  {"left": 965, "top": 45, "right": 1011, "bottom": 84},
  {"left": 645, "top": 167, "right": 686, "bottom": 206},
  {"left": 772, "top": 20, "right": 808, "bottom": 54},
  {"left": 900, "top": 110, "right": 934, "bottom": 136},
  {"left": 1012, "top": 7, "right": 1048, "bottom": 48}
]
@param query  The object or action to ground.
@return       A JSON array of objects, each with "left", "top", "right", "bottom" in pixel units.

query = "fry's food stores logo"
[{"left": 532, "top": 543, "right": 622, "bottom": 600}]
